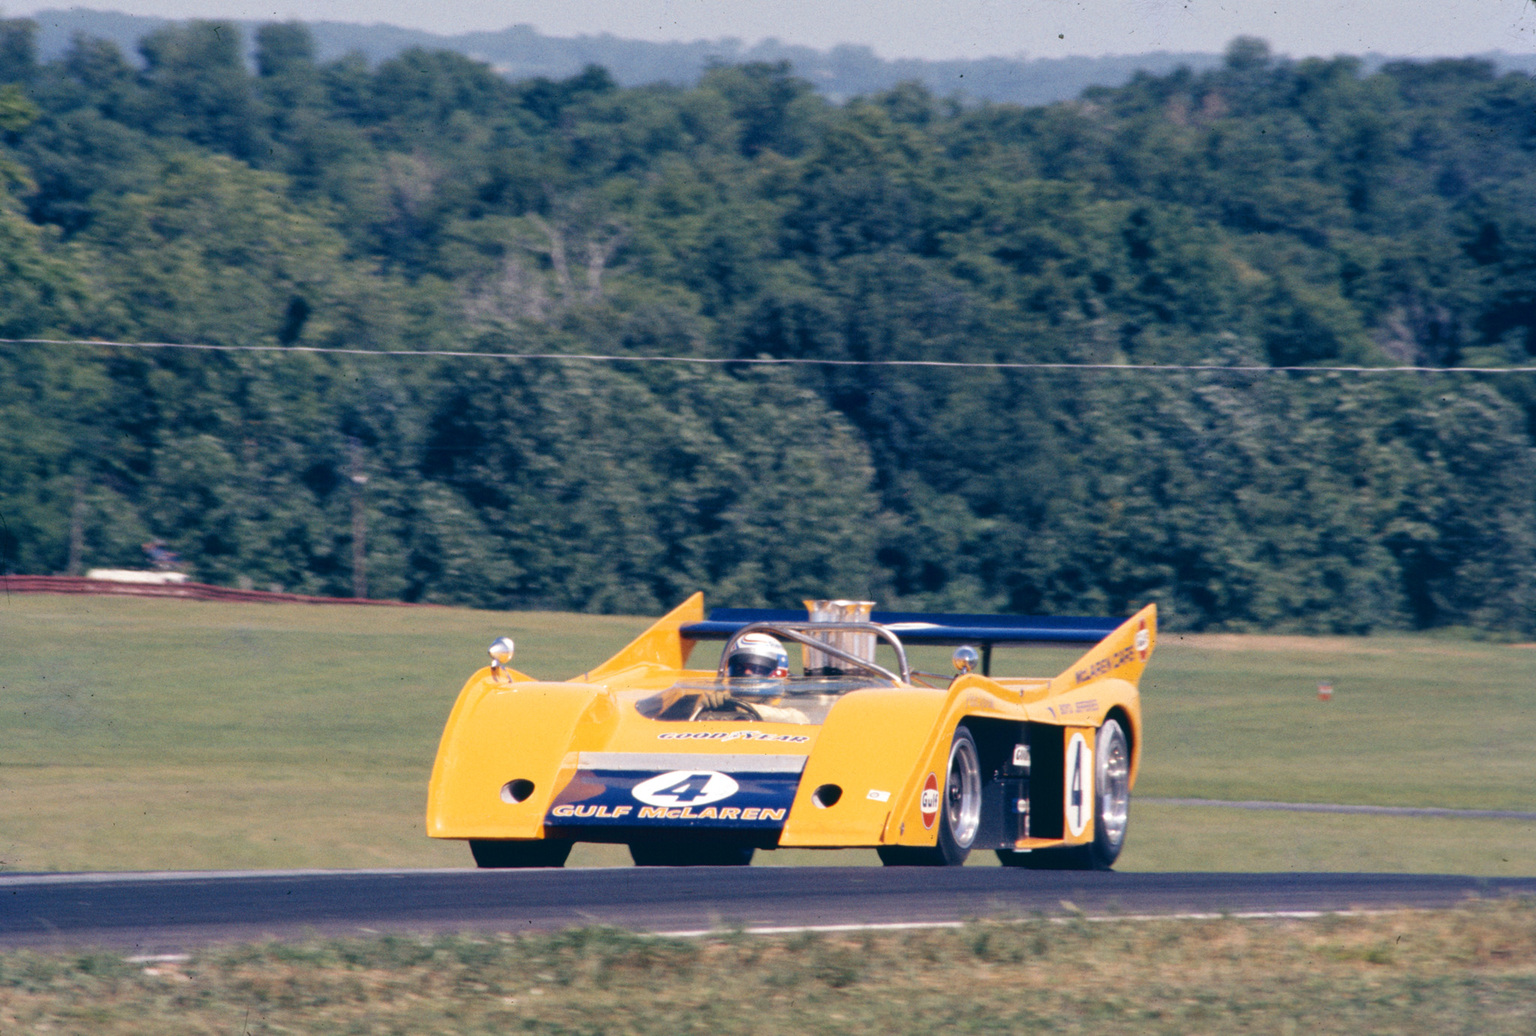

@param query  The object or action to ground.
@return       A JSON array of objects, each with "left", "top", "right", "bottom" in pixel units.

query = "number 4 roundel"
[
  {"left": 632, "top": 770, "right": 740, "bottom": 807},
  {"left": 1065, "top": 732, "right": 1093, "bottom": 837}
]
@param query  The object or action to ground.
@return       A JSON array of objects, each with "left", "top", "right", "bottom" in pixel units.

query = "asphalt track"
[{"left": 4, "top": 868, "right": 1535, "bottom": 955}]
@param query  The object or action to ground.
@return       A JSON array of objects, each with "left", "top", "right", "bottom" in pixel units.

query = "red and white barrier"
[{"left": 0, "top": 574, "right": 427, "bottom": 607}]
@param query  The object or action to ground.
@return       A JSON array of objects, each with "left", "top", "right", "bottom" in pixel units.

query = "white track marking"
[{"left": 1141, "top": 798, "right": 1536, "bottom": 821}]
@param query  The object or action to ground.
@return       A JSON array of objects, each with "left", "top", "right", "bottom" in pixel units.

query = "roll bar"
[{"left": 715, "top": 621, "right": 912, "bottom": 684}]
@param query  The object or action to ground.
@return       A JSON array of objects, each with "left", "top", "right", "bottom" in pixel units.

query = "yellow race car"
[{"left": 427, "top": 595, "right": 1155, "bottom": 868}]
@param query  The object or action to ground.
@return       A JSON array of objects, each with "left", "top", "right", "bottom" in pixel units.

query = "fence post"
[{"left": 349, "top": 438, "right": 367, "bottom": 599}]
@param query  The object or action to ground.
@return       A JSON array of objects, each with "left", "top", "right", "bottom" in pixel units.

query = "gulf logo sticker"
[{"left": 919, "top": 772, "right": 940, "bottom": 829}]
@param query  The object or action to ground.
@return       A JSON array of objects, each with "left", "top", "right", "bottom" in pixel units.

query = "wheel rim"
[
  {"left": 946, "top": 734, "right": 982, "bottom": 848},
  {"left": 1097, "top": 720, "right": 1130, "bottom": 848}
]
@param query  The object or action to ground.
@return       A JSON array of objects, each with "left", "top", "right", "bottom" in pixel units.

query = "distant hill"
[{"left": 15, "top": 8, "right": 1197, "bottom": 104}]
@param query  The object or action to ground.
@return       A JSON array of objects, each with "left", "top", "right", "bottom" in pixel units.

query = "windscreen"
[{"left": 635, "top": 675, "right": 894, "bottom": 726}]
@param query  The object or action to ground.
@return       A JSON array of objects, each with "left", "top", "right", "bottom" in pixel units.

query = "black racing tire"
[
  {"left": 998, "top": 717, "right": 1131, "bottom": 871},
  {"left": 878, "top": 724, "right": 982, "bottom": 867},
  {"left": 470, "top": 838, "right": 573, "bottom": 868},
  {"left": 628, "top": 842, "right": 755, "bottom": 866}
]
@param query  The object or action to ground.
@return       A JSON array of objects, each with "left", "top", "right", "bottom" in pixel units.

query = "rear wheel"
[
  {"left": 998, "top": 717, "right": 1130, "bottom": 870},
  {"left": 879, "top": 724, "right": 981, "bottom": 867},
  {"left": 470, "top": 838, "right": 573, "bottom": 868},
  {"left": 629, "top": 842, "right": 755, "bottom": 866}
]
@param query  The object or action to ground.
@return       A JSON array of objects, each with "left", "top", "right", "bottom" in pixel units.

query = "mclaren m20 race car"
[{"left": 427, "top": 595, "right": 1156, "bottom": 868}]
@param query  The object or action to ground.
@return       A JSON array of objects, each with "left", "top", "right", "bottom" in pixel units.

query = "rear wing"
[{"left": 680, "top": 608, "right": 1124, "bottom": 676}]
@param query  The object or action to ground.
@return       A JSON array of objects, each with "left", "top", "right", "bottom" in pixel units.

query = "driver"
[
  {"left": 649, "top": 633, "right": 807, "bottom": 722},
  {"left": 725, "top": 632, "right": 790, "bottom": 678},
  {"left": 701, "top": 632, "right": 805, "bottom": 723}
]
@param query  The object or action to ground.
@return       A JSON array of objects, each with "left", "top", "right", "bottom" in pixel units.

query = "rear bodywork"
[{"left": 427, "top": 594, "right": 1155, "bottom": 857}]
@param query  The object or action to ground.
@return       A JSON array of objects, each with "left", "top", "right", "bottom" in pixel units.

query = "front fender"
[
  {"left": 779, "top": 687, "right": 948, "bottom": 847},
  {"left": 426, "top": 672, "right": 616, "bottom": 839}
]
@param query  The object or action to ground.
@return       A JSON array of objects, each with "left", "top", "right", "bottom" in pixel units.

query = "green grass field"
[{"left": 1, "top": 593, "right": 1533, "bottom": 874}]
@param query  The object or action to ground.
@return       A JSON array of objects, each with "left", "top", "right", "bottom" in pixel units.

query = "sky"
[{"left": 6, "top": 0, "right": 1536, "bottom": 60}]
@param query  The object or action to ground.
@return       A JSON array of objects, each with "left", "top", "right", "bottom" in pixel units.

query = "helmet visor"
[{"left": 728, "top": 656, "right": 780, "bottom": 678}]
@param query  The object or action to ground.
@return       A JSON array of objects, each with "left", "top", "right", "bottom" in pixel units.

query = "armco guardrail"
[{"left": 0, "top": 574, "right": 428, "bottom": 606}]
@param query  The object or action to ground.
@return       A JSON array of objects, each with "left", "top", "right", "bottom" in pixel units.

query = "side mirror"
[
  {"left": 952, "top": 645, "right": 980, "bottom": 675},
  {"left": 488, "top": 637, "right": 516, "bottom": 681}
]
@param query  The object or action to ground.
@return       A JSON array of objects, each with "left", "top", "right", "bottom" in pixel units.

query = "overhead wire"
[{"left": 4, "top": 337, "right": 1536, "bottom": 374}]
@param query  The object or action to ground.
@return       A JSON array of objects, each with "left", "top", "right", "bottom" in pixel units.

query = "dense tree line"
[
  {"left": 15, "top": 8, "right": 1235, "bottom": 106},
  {"left": 27, "top": 9, "right": 1536, "bottom": 108},
  {"left": 1, "top": 19, "right": 1534, "bottom": 632}
]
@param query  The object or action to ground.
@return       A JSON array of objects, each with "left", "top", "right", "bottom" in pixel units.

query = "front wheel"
[
  {"left": 879, "top": 724, "right": 981, "bottom": 867},
  {"left": 470, "top": 838, "right": 573, "bottom": 868},
  {"left": 998, "top": 717, "right": 1131, "bottom": 870}
]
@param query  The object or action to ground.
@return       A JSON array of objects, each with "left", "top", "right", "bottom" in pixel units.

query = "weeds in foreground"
[{"left": 2, "top": 901, "right": 1534, "bottom": 1034}]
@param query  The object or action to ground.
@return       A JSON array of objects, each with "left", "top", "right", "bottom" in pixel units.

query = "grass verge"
[{"left": 2, "top": 903, "right": 1534, "bottom": 1034}]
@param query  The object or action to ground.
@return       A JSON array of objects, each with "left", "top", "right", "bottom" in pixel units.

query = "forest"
[{"left": 1, "top": 19, "right": 1535, "bottom": 634}]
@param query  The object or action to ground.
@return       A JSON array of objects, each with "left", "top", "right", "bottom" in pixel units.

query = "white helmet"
[{"left": 726, "top": 633, "right": 790, "bottom": 678}]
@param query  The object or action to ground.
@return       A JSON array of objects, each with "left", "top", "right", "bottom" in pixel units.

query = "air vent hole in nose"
[
  {"left": 812, "top": 784, "right": 843, "bottom": 808},
  {"left": 501, "top": 779, "right": 535, "bottom": 804}
]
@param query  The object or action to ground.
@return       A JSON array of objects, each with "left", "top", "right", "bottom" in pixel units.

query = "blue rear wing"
[{"left": 680, "top": 608, "right": 1121, "bottom": 649}]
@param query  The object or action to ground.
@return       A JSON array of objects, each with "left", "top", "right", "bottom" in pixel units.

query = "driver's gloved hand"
[
  {"left": 657, "top": 685, "right": 729, "bottom": 712},
  {"left": 696, "top": 686, "right": 730, "bottom": 710}
]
